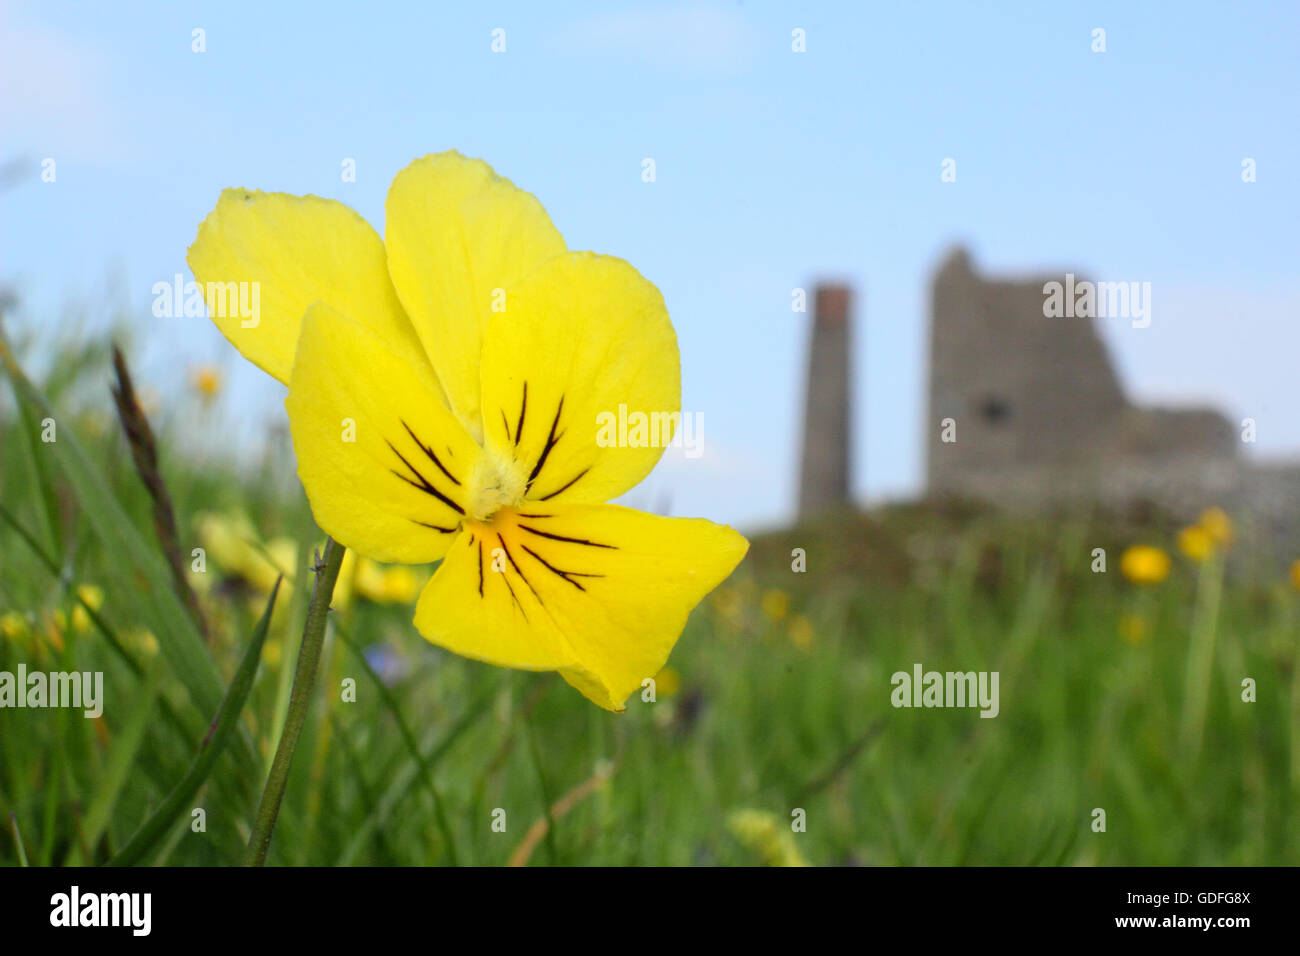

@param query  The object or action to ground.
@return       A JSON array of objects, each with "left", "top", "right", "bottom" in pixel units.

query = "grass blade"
[
  {"left": 9, "top": 812, "right": 29, "bottom": 867},
  {"left": 0, "top": 334, "right": 226, "bottom": 717},
  {"left": 245, "top": 539, "right": 344, "bottom": 866},
  {"left": 335, "top": 623, "right": 459, "bottom": 865},
  {"left": 68, "top": 659, "right": 163, "bottom": 864},
  {"left": 107, "top": 578, "right": 281, "bottom": 867}
]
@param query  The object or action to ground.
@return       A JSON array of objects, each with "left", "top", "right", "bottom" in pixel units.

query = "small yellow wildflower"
[
  {"left": 354, "top": 557, "right": 421, "bottom": 604},
  {"left": 1290, "top": 559, "right": 1300, "bottom": 593},
  {"left": 378, "top": 565, "right": 420, "bottom": 604},
  {"left": 1, "top": 611, "right": 28, "bottom": 640},
  {"left": 727, "top": 809, "right": 810, "bottom": 867},
  {"left": 191, "top": 365, "right": 223, "bottom": 401},
  {"left": 1177, "top": 525, "right": 1214, "bottom": 563},
  {"left": 1120, "top": 545, "right": 1171, "bottom": 585},
  {"left": 124, "top": 628, "right": 160, "bottom": 656},
  {"left": 68, "top": 584, "right": 105, "bottom": 633},
  {"left": 760, "top": 588, "right": 790, "bottom": 622},
  {"left": 1118, "top": 613, "right": 1146, "bottom": 644},
  {"left": 1197, "top": 507, "right": 1233, "bottom": 548},
  {"left": 187, "top": 152, "right": 750, "bottom": 710},
  {"left": 653, "top": 665, "right": 680, "bottom": 698},
  {"left": 788, "top": 614, "right": 814, "bottom": 649},
  {"left": 70, "top": 606, "right": 92, "bottom": 634},
  {"left": 196, "top": 511, "right": 296, "bottom": 592}
]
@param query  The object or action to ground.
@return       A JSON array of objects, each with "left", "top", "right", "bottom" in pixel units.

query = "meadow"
[{"left": 1, "top": 323, "right": 1297, "bottom": 867}]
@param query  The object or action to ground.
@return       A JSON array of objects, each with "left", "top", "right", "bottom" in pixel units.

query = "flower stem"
[
  {"left": 244, "top": 536, "right": 345, "bottom": 866},
  {"left": 1179, "top": 552, "right": 1224, "bottom": 762}
]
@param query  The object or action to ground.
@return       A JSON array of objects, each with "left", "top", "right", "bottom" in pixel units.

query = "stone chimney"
[{"left": 798, "top": 284, "right": 853, "bottom": 517}]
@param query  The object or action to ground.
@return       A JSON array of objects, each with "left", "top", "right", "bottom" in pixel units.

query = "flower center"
[{"left": 467, "top": 448, "right": 527, "bottom": 522}]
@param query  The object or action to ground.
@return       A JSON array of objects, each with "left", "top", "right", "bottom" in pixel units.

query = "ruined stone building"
[
  {"left": 796, "top": 248, "right": 1299, "bottom": 553},
  {"left": 924, "top": 247, "right": 1300, "bottom": 549}
]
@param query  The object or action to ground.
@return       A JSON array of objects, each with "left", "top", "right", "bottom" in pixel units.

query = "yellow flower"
[
  {"left": 77, "top": 584, "right": 104, "bottom": 612},
  {"left": 1120, "top": 545, "right": 1170, "bottom": 585},
  {"left": 189, "top": 151, "right": 748, "bottom": 711},
  {"left": 788, "top": 614, "right": 814, "bottom": 649},
  {"left": 124, "top": 628, "right": 159, "bottom": 656},
  {"left": 191, "top": 365, "right": 223, "bottom": 400},
  {"left": 1290, "top": 559, "right": 1300, "bottom": 593},
  {"left": 1177, "top": 525, "right": 1214, "bottom": 563},
  {"left": 652, "top": 665, "right": 680, "bottom": 698},
  {"left": 58, "top": 586, "right": 101, "bottom": 639},
  {"left": 70, "top": 606, "right": 92, "bottom": 634},
  {"left": 727, "top": 809, "right": 810, "bottom": 867},
  {"left": 1197, "top": 507, "right": 1233, "bottom": 548},
  {"left": 760, "top": 588, "right": 790, "bottom": 622},
  {"left": 196, "top": 511, "right": 295, "bottom": 592},
  {"left": 1, "top": 611, "right": 28, "bottom": 640},
  {"left": 1118, "top": 613, "right": 1146, "bottom": 644},
  {"left": 354, "top": 557, "right": 421, "bottom": 604}
]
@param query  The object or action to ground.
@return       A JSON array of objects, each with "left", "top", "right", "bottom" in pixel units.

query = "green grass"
[{"left": 1, "top": 326, "right": 1298, "bottom": 866}]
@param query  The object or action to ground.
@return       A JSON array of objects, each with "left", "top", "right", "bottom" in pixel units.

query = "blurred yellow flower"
[
  {"left": 48, "top": 585, "right": 103, "bottom": 638},
  {"left": 788, "top": 614, "right": 814, "bottom": 649},
  {"left": 353, "top": 557, "right": 421, "bottom": 604},
  {"left": 1120, "top": 545, "right": 1170, "bottom": 585},
  {"left": 711, "top": 585, "right": 744, "bottom": 632},
  {"left": 124, "top": 627, "right": 159, "bottom": 656},
  {"left": 1177, "top": 525, "right": 1214, "bottom": 563},
  {"left": 191, "top": 365, "right": 223, "bottom": 400},
  {"left": 1, "top": 611, "right": 28, "bottom": 640},
  {"left": 1197, "top": 507, "right": 1233, "bottom": 548},
  {"left": 258, "top": 538, "right": 299, "bottom": 594},
  {"left": 78, "top": 585, "right": 104, "bottom": 610},
  {"left": 760, "top": 588, "right": 790, "bottom": 622},
  {"left": 196, "top": 511, "right": 295, "bottom": 592},
  {"left": 653, "top": 665, "right": 680, "bottom": 698},
  {"left": 727, "top": 809, "right": 809, "bottom": 867},
  {"left": 70, "top": 606, "right": 92, "bottom": 634},
  {"left": 1290, "top": 559, "right": 1300, "bottom": 593},
  {"left": 1118, "top": 613, "right": 1146, "bottom": 644}
]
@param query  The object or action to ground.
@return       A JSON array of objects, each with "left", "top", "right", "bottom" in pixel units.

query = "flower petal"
[
  {"left": 385, "top": 152, "right": 566, "bottom": 440},
  {"left": 285, "top": 302, "right": 480, "bottom": 564},
  {"left": 188, "top": 189, "right": 425, "bottom": 386},
  {"left": 412, "top": 528, "right": 574, "bottom": 672},
  {"left": 479, "top": 252, "right": 680, "bottom": 506},
  {"left": 413, "top": 504, "right": 748, "bottom": 710}
]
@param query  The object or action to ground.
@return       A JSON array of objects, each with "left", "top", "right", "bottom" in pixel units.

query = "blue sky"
[{"left": 3, "top": 0, "right": 1298, "bottom": 530}]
